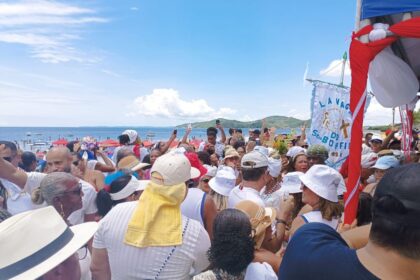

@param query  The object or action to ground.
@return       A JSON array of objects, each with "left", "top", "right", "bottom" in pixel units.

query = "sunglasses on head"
[{"left": 62, "top": 184, "right": 82, "bottom": 196}]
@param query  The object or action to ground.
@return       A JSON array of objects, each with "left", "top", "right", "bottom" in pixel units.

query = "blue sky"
[{"left": 0, "top": 0, "right": 395, "bottom": 126}]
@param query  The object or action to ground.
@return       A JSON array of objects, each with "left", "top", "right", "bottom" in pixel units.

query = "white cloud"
[
  {"left": 101, "top": 69, "right": 121, "bottom": 78},
  {"left": 0, "top": 1, "right": 107, "bottom": 63},
  {"left": 320, "top": 59, "right": 351, "bottom": 77},
  {"left": 364, "top": 97, "right": 395, "bottom": 125},
  {"left": 130, "top": 7, "right": 139, "bottom": 11},
  {"left": 130, "top": 89, "right": 236, "bottom": 120}
]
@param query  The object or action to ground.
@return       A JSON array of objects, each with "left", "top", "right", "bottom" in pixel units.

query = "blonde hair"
[
  {"left": 32, "top": 172, "right": 75, "bottom": 205},
  {"left": 318, "top": 197, "right": 344, "bottom": 221},
  {"left": 209, "top": 189, "right": 228, "bottom": 212}
]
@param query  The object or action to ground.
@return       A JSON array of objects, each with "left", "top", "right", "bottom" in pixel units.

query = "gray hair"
[{"left": 32, "top": 172, "right": 76, "bottom": 205}]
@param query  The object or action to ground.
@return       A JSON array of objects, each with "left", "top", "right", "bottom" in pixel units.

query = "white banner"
[{"left": 308, "top": 81, "right": 367, "bottom": 169}]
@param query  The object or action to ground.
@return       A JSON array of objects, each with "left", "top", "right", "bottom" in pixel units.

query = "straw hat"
[
  {"left": 0, "top": 206, "right": 97, "bottom": 280},
  {"left": 117, "top": 155, "right": 150, "bottom": 171},
  {"left": 235, "top": 200, "right": 276, "bottom": 249},
  {"left": 223, "top": 148, "right": 240, "bottom": 160}
]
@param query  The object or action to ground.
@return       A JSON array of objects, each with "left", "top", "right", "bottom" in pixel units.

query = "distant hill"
[{"left": 177, "top": 116, "right": 311, "bottom": 129}]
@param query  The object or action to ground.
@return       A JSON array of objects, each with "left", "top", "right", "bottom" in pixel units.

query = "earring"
[{"left": 60, "top": 203, "right": 65, "bottom": 218}]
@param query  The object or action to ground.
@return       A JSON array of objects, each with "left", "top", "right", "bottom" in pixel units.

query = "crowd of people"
[{"left": 0, "top": 122, "right": 419, "bottom": 279}]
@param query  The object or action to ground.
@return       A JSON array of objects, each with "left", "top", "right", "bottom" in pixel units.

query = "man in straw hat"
[
  {"left": 91, "top": 152, "right": 210, "bottom": 279},
  {"left": 0, "top": 206, "right": 97, "bottom": 280},
  {"left": 279, "top": 164, "right": 420, "bottom": 279}
]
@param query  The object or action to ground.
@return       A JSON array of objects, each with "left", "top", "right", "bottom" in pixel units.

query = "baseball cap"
[
  {"left": 371, "top": 155, "right": 399, "bottom": 170},
  {"left": 370, "top": 134, "right": 383, "bottom": 143},
  {"left": 151, "top": 152, "right": 200, "bottom": 186},
  {"left": 281, "top": 172, "right": 304, "bottom": 194},
  {"left": 299, "top": 165, "right": 343, "bottom": 202},
  {"left": 241, "top": 150, "right": 269, "bottom": 169},
  {"left": 253, "top": 146, "right": 269, "bottom": 157},
  {"left": 252, "top": 129, "right": 261, "bottom": 135},
  {"left": 121, "top": 129, "right": 138, "bottom": 144},
  {"left": 374, "top": 164, "right": 420, "bottom": 227}
]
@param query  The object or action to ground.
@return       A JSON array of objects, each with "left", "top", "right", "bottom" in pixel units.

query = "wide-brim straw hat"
[{"left": 0, "top": 206, "right": 97, "bottom": 280}]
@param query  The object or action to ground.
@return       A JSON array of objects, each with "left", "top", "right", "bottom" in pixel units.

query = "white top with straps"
[
  {"left": 181, "top": 188, "right": 206, "bottom": 226},
  {"left": 301, "top": 211, "right": 339, "bottom": 229}
]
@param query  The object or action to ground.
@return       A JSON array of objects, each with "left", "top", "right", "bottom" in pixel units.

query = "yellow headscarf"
[{"left": 124, "top": 180, "right": 186, "bottom": 247}]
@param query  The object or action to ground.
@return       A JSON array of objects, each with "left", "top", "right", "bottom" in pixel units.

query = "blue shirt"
[{"left": 278, "top": 223, "right": 379, "bottom": 280}]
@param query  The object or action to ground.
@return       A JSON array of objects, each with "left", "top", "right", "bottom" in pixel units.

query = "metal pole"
[
  {"left": 339, "top": 52, "right": 347, "bottom": 86},
  {"left": 392, "top": 108, "right": 395, "bottom": 127}
]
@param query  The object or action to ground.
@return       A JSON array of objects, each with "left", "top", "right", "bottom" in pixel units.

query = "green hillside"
[{"left": 177, "top": 116, "right": 311, "bottom": 129}]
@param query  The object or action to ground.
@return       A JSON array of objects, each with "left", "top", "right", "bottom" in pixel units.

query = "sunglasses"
[
  {"left": 201, "top": 178, "right": 210, "bottom": 183},
  {"left": 2, "top": 157, "right": 12, "bottom": 162},
  {"left": 62, "top": 184, "right": 82, "bottom": 196}
]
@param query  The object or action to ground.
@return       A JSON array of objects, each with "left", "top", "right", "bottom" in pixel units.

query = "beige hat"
[
  {"left": 241, "top": 150, "right": 269, "bottom": 169},
  {"left": 235, "top": 200, "right": 276, "bottom": 249},
  {"left": 117, "top": 155, "right": 150, "bottom": 171},
  {"left": 0, "top": 206, "right": 97, "bottom": 280},
  {"left": 151, "top": 152, "right": 200, "bottom": 186},
  {"left": 110, "top": 176, "right": 149, "bottom": 201},
  {"left": 224, "top": 148, "right": 240, "bottom": 160}
]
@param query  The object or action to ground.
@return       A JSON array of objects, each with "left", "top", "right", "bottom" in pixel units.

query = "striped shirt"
[{"left": 93, "top": 201, "right": 211, "bottom": 280}]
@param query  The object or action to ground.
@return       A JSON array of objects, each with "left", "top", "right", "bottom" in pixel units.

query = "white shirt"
[
  {"left": 24, "top": 172, "right": 97, "bottom": 225},
  {"left": 181, "top": 188, "right": 206, "bottom": 226},
  {"left": 245, "top": 262, "right": 277, "bottom": 280},
  {"left": 228, "top": 185, "right": 265, "bottom": 208},
  {"left": 301, "top": 211, "right": 339, "bottom": 230},
  {"left": 0, "top": 178, "right": 42, "bottom": 215},
  {"left": 93, "top": 201, "right": 210, "bottom": 280}
]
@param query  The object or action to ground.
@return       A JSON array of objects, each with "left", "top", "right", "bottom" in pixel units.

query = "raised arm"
[
  {"left": 181, "top": 126, "right": 192, "bottom": 144},
  {"left": 158, "top": 130, "right": 177, "bottom": 154},
  {"left": 216, "top": 123, "right": 226, "bottom": 144},
  {"left": 0, "top": 144, "right": 28, "bottom": 188},
  {"left": 94, "top": 150, "right": 116, "bottom": 173}
]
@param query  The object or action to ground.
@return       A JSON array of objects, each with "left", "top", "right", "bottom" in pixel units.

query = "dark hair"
[
  {"left": 236, "top": 129, "right": 242, "bottom": 133},
  {"left": 19, "top": 151, "right": 37, "bottom": 172},
  {"left": 96, "top": 174, "right": 132, "bottom": 217},
  {"left": 66, "top": 141, "right": 79, "bottom": 153},
  {"left": 142, "top": 154, "right": 151, "bottom": 164},
  {"left": 228, "top": 128, "right": 235, "bottom": 136},
  {"left": 356, "top": 192, "right": 373, "bottom": 226},
  {"left": 118, "top": 134, "right": 130, "bottom": 145},
  {"left": 287, "top": 154, "right": 307, "bottom": 173},
  {"left": 197, "top": 151, "right": 211, "bottom": 165},
  {"left": 291, "top": 193, "right": 304, "bottom": 220},
  {"left": 208, "top": 209, "right": 254, "bottom": 276},
  {"left": 242, "top": 166, "right": 267, "bottom": 181},
  {"left": 116, "top": 149, "right": 135, "bottom": 164},
  {"left": 0, "top": 141, "right": 17, "bottom": 153},
  {"left": 0, "top": 209, "right": 12, "bottom": 223},
  {"left": 233, "top": 141, "right": 246, "bottom": 150},
  {"left": 207, "top": 127, "right": 218, "bottom": 136},
  {"left": 370, "top": 195, "right": 420, "bottom": 259},
  {"left": 365, "top": 132, "right": 373, "bottom": 138}
]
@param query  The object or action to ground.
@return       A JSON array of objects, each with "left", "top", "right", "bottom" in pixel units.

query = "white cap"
[
  {"left": 253, "top": 146, "right": 269, "bottom": 157},
  {"left": 241, "top": 151, "right": 269, "bottom": 169},
  {"left": 299, "top": 165, "right": 343, "bottom": 202},
  {"left": 286, "top": 146, "right": 306, "bottom": 158},
  {"left": 370, "top": 134, "right": 383, "bottom": 143},
  {"left": 122, "top": 129, "right": 138, "bottom": 144},
  {"left": 281, "top": 172, "right": 304, "bottom": 194},
  {"left": 110, "top": 176, "right": 149, "bottom": 201},
  {"left": 209, "top": 166, "right": 237, "bottom": 196},
  {"left": 268, "top": 158, "right": 281, "bottom": 178},
  {"left": 151, "top": 152, "right": 200, "bottom": 186},
  {"left": 203, "top": 164, "right": 217, "bottom": 177}
]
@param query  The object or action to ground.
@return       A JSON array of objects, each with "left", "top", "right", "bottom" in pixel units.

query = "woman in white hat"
[
  {"left": 208, "top": 166, "right": 237, "bottom": 212},
  {"left": 96, "top": 172, "right": 148, "bottom": 218},
  {"left": 289, "top": 165, "right": 344, "bottom": 237},
  {"left": 0, "top": 206, "right": 97, "bottom": 280}
]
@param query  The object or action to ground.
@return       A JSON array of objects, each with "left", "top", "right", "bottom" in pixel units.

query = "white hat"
[
  {"left": 241, "top": 151, "right": 269, "bottom": 169},
  {"left": 281, "top": 172, "right": 304, "bottom": 194},
  {"left": 0, "top": 206, "right": 97, "bottom": 280},
  {"left": 268, "top": 158, "right": 281, "bottom": 178},
  {"left": 203, "top": 164, "right": 217, "bottom": 177},
  {"left": 209, "top": 166, "right": 237, "bottom": 196},
  {"left": 299, "top": 165, "right": 343, "bottom": 202},
  {"left": 371, "top": 155, "right": 399, "bottom": 170},
  {"left": 253, "top": 146, "right": 269, "bottom": 157},
  {"left": 151, "top": 152, "right": 200, "bottom": 186},
  {"left": 110, "top": 176, "right": 149, "bottom": 201},
  {"left": 286, "top": 146, "right": 306, "bottom": 158},
  {"left": 121, "top": 129, "right": 138, "bottom": 144},
  {"left": 370, "top": 134, "right": 383, "bottom": 143}
]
